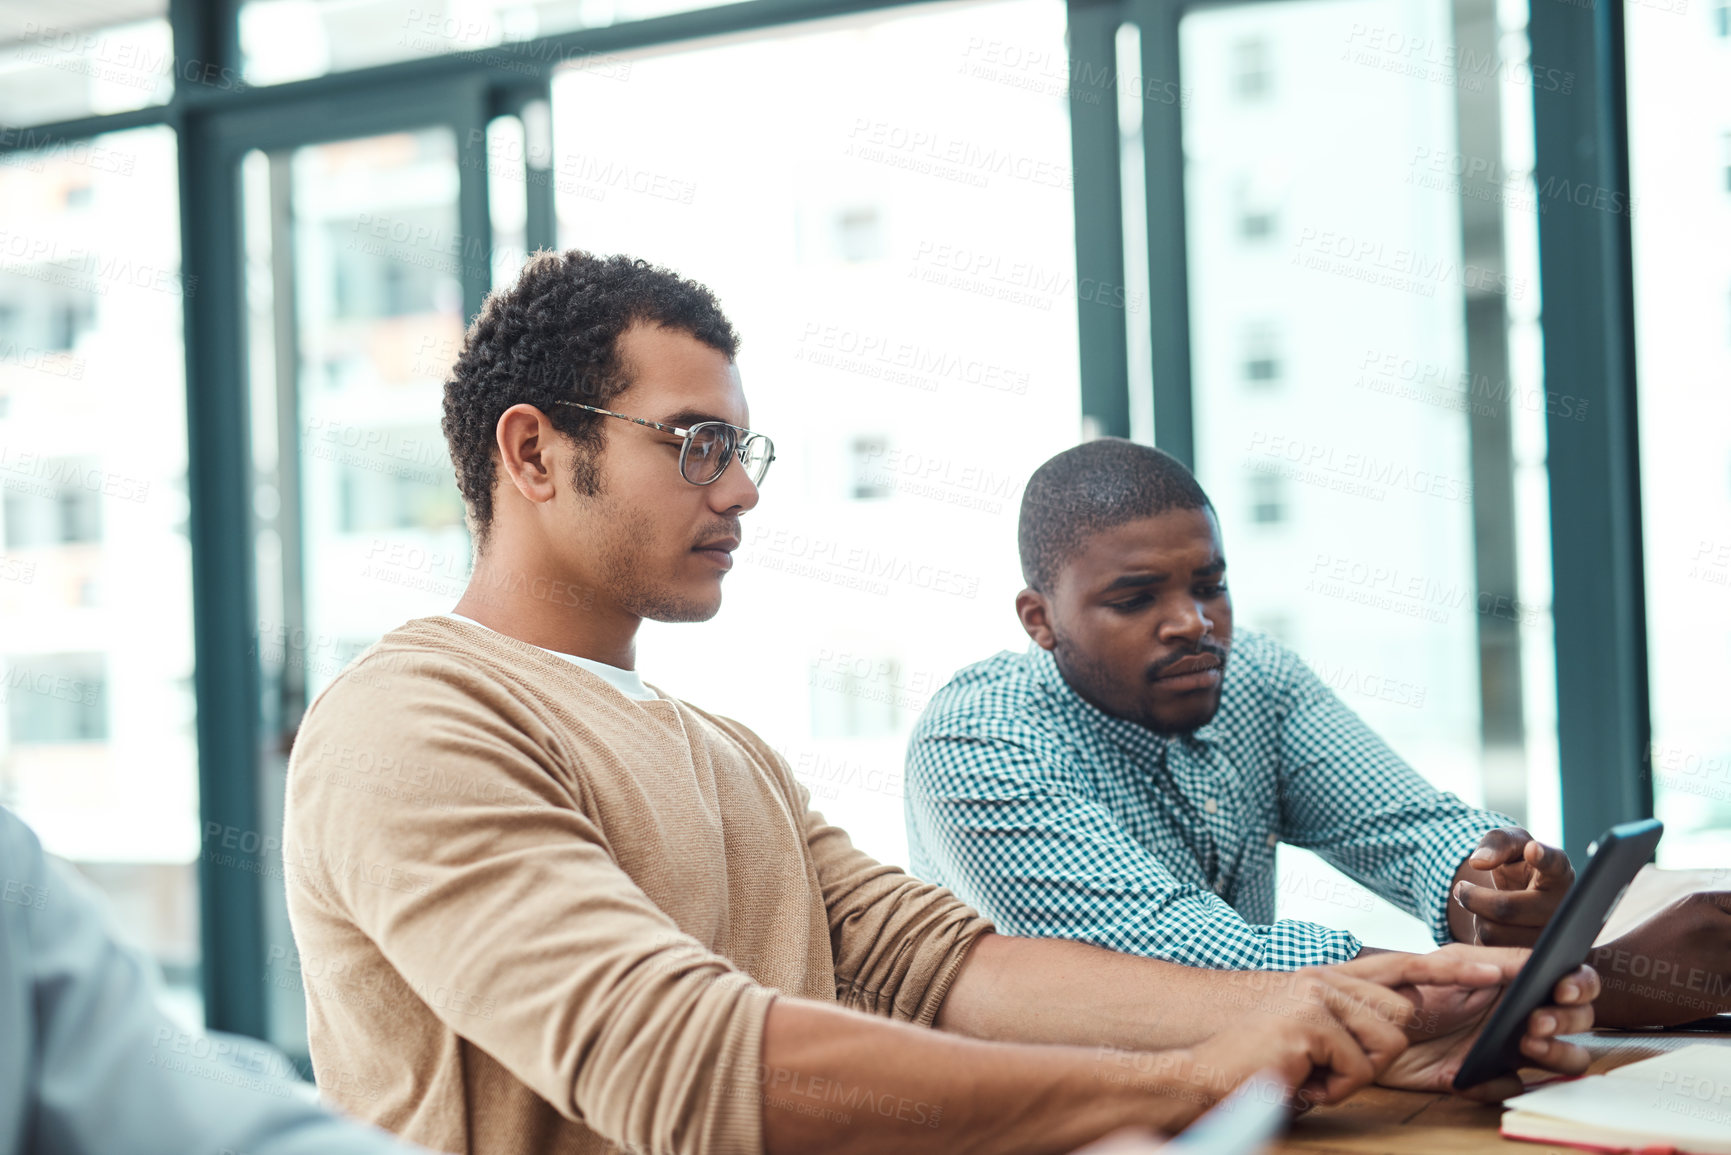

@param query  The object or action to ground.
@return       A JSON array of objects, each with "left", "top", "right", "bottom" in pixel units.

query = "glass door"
[{"left": 233, "top": 92, "right": 499, "bottom": 1056}]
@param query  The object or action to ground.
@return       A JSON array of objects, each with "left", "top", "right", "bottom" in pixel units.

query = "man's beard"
[
  {"left": 1050, "top": 629, "right": 1227, "bottom": 736},
  {"left": 592, "top": 500, "right": 726, "bottom": 624}
]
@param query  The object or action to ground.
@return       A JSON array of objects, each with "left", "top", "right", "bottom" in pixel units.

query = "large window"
[
  {"left": 0, "top": 125, "right": 200, "bottom": 1018},
  {"left": 1178, "top": 0, "right": 1557, "bottom": 949},
  {"left": 243, "top": 127, "right": 470, "bottom": 1050},
  {"left": 0, "top": 4, "right": 177, "bottom": 125},
  {"left": 1628, "top": 1, "right": 1731, "bottom": 866},
  {"left": 547, "top": 0, "right": 1081, "bottom": 866},
  {"left": 0, "top": 0, "right": 1691, "bottom": 1045}
]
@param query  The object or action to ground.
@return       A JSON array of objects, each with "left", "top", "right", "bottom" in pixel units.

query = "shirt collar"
[{"left": 1025, "top": 643, "right": 1225, "bottom": 753}]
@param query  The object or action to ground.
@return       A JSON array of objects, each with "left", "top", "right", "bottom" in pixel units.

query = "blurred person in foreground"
[
  {"left": 281, "top": 251, "right": 1598, "bottom": 1155},
  {"left": 904, "top": 438, "right": 1729, "bottom": 1029},
  {"left": 0, "top": 805, "right": 428, "bottom": 1155}
]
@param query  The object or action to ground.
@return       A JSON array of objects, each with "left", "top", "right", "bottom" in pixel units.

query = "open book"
[{"left": 1502, "top": 1044, "right": 1731, "bottom": 1153}]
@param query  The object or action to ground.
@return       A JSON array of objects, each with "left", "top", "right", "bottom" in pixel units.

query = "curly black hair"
[
  {"left": 441, "top": 250, "right": 740, "bottom": 546},
  {"left": 1018, "top": 438, "right": 1214, "bottom": 592}
]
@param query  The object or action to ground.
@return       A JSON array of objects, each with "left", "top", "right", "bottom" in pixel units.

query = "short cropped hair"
[
  {"left": 1018, "top": 438, "right": 1213, "bottom": 591},
  {"left": 442, "top": 250, "right": 739, "bottom": 546}
]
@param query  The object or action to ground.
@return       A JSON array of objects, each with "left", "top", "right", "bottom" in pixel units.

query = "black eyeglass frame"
[{"left": 553, "top": 400, "right": 776, "bottom": 487}]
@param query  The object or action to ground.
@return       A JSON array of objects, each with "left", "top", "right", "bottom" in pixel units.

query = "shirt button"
[
  {"left": 1204, "top": 798, "right": 1219, "bottom": 815},
  {"left": 1214, "top": 880, "right": 1229, "bottom": 896}
]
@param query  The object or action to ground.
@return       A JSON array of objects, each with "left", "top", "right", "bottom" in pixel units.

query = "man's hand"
[
  {"left": 1367, "top": 945, "right": 1599, "bottom": 1100},
  {"left": 1590, "top": 891, "right": 1731, "bottom": 1027},
  {"left": 1183, "top": 950, "right": 1513, "bottom": 1111},
  {"left": 1452, "top": 827, "right": 1574, "bottom": 947}
]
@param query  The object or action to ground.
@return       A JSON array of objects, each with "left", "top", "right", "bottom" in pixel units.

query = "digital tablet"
[{"left": 1451, "top": 818, "right": 1665, "bottom": 1090}]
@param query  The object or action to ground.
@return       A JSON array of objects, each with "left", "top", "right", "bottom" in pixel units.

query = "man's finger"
[
  {"left": 1301, "top": 1014, "right": 1378, "bottom": 1106},
  {"left": 1526, "top": 1003, "right": 1595, "bottom": 1040},
  {"left": 1523, "top": 839, "right": 1575, "bottom": 889},
  {"left": 1336, "top": 948, "right": 1506, "bottom": 990},
  {"left": 1553, "top": 964, "right": 1599, "bottom": 1005},
  {"left": 1519, "top": 1031, "right": 1593, "bottom": 1076},
  {"left": 1310, "top": 976, "right": 1415, "bottom": 1071},
  {"left": 1454, "top": 882, "right": 1556, "bottom": 927},
  {"left": 1469, "top": 828, "right": 1530, "bottom": 871}
]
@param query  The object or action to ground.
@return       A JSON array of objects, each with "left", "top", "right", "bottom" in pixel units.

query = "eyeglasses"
[{"left": 553, "top": 401, "right": 776, "bottom": 487}]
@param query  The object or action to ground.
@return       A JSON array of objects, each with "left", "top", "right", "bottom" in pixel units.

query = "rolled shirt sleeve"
[
  {"left": 713, "top": 722, "right": 995, "bottom": 1025},
  {"left": 1270, "top": 650, "right": 1516, "bottom": 946},
  {"left": 907, "top": 724, "right": 1362, "bottom": 970},
  {"left": 906, "top": 635, "right": 1514, "bottom": 970}
]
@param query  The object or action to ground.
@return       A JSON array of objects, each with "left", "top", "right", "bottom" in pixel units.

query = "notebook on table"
[{"left": 1501, "top": 1044, "right": 1731, "bottom": 1154}]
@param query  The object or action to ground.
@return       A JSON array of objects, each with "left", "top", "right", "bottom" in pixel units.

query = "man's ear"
[
  {"left": 495, "top": 404, "right": 558, "bottom": 506},
  {"left": 1016, "top": 588, "right": 1058, "bottom": 651}
]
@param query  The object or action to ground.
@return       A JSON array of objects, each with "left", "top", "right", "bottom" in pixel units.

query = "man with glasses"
[{"left": 283, "top": 251, "right": 1597, "bottom": 1155}]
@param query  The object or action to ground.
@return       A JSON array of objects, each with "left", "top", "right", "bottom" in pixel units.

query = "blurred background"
[{"left": 0, "top": 0, "right": 1723, "bottom": 1060}]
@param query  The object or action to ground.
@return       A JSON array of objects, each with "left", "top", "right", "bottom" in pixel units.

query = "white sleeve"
[{"left": 0, "top": 806, "right": 429, "bottom": 1155}]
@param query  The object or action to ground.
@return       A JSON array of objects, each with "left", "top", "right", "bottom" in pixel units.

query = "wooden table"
[{"left": 1273, "top": 1032, "right": 1731, "bottom": 1153}]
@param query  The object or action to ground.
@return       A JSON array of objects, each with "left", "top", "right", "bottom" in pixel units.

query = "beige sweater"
[{"left": 282, "top": 616, "right": 991, "bottom": 1155}]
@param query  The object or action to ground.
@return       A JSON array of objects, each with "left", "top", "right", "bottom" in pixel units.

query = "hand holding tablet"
[{"left": 1451, "top": 818, "right": 1665, "bottom": 1090}]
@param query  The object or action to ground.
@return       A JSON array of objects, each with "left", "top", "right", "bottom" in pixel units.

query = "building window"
[
  {"left": 4, "top": 653, "right": 108, "bottom": 743},
  {"left": 1240, "top": 204, "right": 1276, "bottom": 240},
  {"left": 2, "top": 459, "right": 103, "bottom": 549},
  {"left": 1233, "top": 37, "right": 1271, "bottom": 99},
  {"left": 1243, "top": 322, "right": 1281, "bottom": 385},
  {"left": 1249, "top": 472, "right": 1285, "bottom": 525},
  {"left": 834, "top": 206, "right": 886, "bottom": 263},
  {"left": 808, "top": 652, "right": 908, "bottom": 739},
  {"left": 850, "top": 436, "right": 893, "bottom": 499}
]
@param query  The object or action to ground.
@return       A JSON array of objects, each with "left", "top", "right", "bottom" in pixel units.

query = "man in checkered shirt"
[{"left": 906, "top": 438, "right": 1576, "bottom": 973}]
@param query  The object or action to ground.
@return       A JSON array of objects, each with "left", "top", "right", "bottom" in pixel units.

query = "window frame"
[{"left": 0, "top": 0, "right": 1652, "bottom": 1039}]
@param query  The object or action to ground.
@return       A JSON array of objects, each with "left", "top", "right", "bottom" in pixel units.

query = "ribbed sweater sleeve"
[
  {"left": 285, "top": 650, "right": 774, "bottom": 1155},
  {"left": 701, "top": 718, "right": 994, "bottom": 1026}
]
